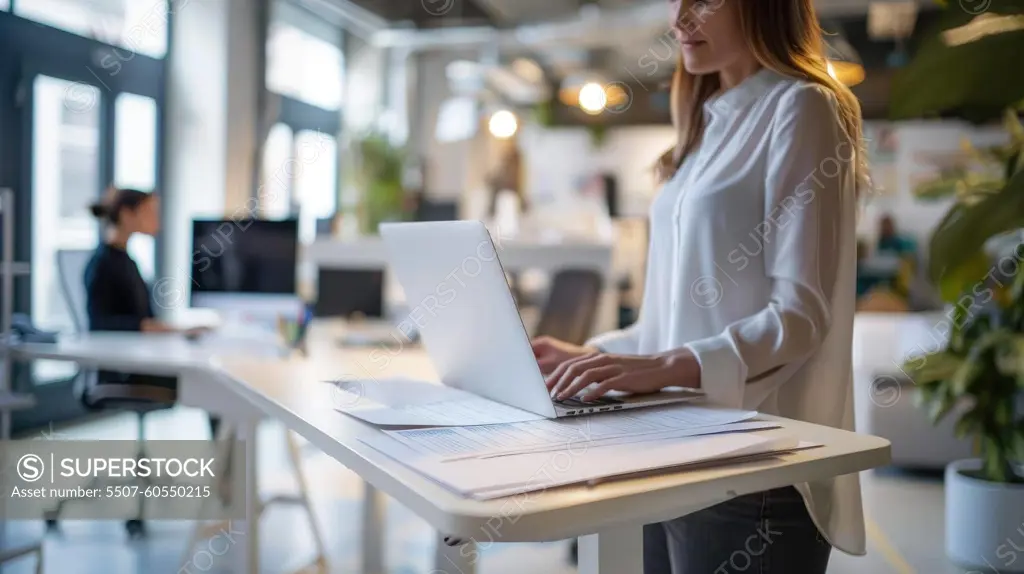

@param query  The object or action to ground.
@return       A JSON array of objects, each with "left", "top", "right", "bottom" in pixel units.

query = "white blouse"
[{"left": 588, "top": 69, "right": 864, "bottom": 555}]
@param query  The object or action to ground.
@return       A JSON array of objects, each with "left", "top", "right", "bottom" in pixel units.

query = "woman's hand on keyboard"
[
  {"left": 545, "top": 350, "right": 701, "bottom": 402},
  {"left": 531, "top": 336, "right": 597, "bottom": 375}
]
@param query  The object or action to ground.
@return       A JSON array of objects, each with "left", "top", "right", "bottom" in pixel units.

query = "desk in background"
[{"left": 305, "top": 236, "right": 618, "bottom": 333}]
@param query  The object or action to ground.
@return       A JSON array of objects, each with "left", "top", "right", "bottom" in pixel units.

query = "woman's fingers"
[
  {"left": 536, "top": 355, "right": 562, "bottom": 375},
  {"left": 581, "top": 375, "right": 633, "bottom": 401},
  {"left": 545, "top": 352, "right": 596, "bottom": 389},
  {"left": 548, "top": 354, "right": 611, "bottom": 397},
  {"left": 556, "top": 365, "right": 622, "bottom": 400}
]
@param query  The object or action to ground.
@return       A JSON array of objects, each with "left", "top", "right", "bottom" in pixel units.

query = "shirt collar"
[{"left": 704, "top": 68, "right": 783, "bottom": 118}]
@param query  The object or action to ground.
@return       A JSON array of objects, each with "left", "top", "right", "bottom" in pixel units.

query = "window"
[
  {"left": 259, "top": 125, "right": 337, "bottom": 243},
  {"left": 15, "top": 0, "right": 168, "bottom": 57},
  {"left": 114, "top": 92, "right": 157, "bottom": 280},
  {"left": 266, "top": 22, "right": 343, "bottom": 110},
  {"left": 31, "top": 76, "right": 101, "bottom": 381},
  {"left": 261, "top": 123, "right": 294, "bottom": 219},
  {"left": 294, "top": 129, "right": 337, "bottom": 243},
  {"left": 0, "top": 0, "right": 9, "bottom": 10}
]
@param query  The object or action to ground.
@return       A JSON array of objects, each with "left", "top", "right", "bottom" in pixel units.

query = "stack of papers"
[
  {"left": 329, "top": 377, "right": 817, "bottom": 498},
  {"left": 356, "top": 404, "right": 818, "bottom": 499}
]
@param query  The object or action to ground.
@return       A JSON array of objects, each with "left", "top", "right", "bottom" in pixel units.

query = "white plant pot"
[{"left": 946, "top": 459, "right": 1024, "bottom": 573}]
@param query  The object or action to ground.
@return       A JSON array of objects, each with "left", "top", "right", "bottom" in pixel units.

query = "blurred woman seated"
[{"left": 85, "top": 187, "right": 220, "bottom": 435}]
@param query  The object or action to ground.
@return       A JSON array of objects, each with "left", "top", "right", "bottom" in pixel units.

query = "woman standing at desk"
[
  {"left": 533, "top": 0, "right": 866, "bottom": 572},
  {"left": 85, "top": 187, "right": 219, "bottom": 435}
]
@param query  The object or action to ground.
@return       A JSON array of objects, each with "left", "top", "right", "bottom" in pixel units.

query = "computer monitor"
[
  {"left": 189, "top": 218, "right": 301, "bottom": 319},
  {"left": 416, "top": 199, "right": 459, "bottom": 222}
]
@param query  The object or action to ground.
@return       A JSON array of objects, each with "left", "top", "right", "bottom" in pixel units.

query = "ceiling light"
[
  {"left": 488, "top": 110, "right": 518, "bottom": 139},
  {"left": 559, "top": 71, "right": 607, "bottom": 108},
  {"left": 578, "top": 82, "right": 607, "bottom": 114}
]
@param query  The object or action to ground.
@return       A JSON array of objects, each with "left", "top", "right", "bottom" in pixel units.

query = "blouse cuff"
[
  {"left": 684, "top": 335, "right": 748, "bottom": 409},
  {"left": 585, "top": 329, "right": 636, "bottom": 355}
]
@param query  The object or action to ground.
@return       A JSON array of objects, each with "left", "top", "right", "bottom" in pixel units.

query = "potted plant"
[
  {"left": 352, "top": 132, "right": 407, "bottom": 234},
  {"left": 901, "top": 110, "right": 1024, "bottom": 573},
  {"left": 891, "top": 1, "right": 1024, "bottom": 566}
]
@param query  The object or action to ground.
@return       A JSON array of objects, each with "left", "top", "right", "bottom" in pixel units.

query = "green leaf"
[
  {"left": 983, "top": 436, "right": 1010, "bottom": 482},
  {"left": 954, "top": 413, "right": 979, "bottom": 439},
  {"left": 996, "top": 400, "right": 1014, "bottom": 427},
  {"left": 1013, "top": 422, "right": 1024, "bottom": 459},
  {"left": 1006, "top": 108, "right": 1024, "bottom": 144},
  {"left": 938, "top": 250, "right": 995, "bottom": 303},
  {"left": 929, "top": 169, "right": 1024, "bottom": 285},
  {"left": 914, "top": 173, "right": 1005, "bottom": 204},
  {"left": 929, "top": 391, "right": 958, "bottom": 424},
  {"left": 914, "top": 174, "right": 968, "bottom": 201},
  {"left": 902, "top": 351, "right": 964, "bottom": 385}
]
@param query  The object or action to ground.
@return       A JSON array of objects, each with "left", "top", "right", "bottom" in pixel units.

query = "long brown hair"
[{"left": 656, "top": 0, "right": 868, "bottom": 193}]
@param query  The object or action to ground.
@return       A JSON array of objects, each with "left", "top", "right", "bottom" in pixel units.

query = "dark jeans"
[{"left": 644, "top": 486, "right": 831, "bottom": 574}]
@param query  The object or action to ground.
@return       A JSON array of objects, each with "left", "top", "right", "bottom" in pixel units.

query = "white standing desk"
[
  {"left": 6, "top": 326, "right": 892, "bottom": 573},
  {"left": 211, "top": 339, "right": 892, "bottom": 574}
]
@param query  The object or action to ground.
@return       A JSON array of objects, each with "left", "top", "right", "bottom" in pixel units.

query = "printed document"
[
  {"left": 329, "top": 377, "right": 544, "bottom": 426},
  {"left": 384, "top": 405, "right": 761, "bottom": 458}
]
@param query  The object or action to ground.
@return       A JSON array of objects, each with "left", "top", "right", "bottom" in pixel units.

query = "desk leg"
[
  {"left": 236, "top": 421, "right": 260, "bottom": 574},
  {"left": 432, "top": 538, "right": 476, "bottom": 574},
  {"left": 360, "top": 483, "right": 385, "bottom": 574},
  {"left": 578, "top": 524, "right": 643, "bottom": 574}
]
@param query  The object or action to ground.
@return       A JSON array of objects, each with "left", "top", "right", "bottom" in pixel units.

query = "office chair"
[
  {"left": 54, "top": 249, "right": 178, "bottom": 537},
  {"left": 533, "top": 269, "right": 604, "bottom": 346}
]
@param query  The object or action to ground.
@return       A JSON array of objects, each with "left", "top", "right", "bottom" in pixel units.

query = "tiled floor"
[{"left": 0, "top": 408, "right": 978, "bottom": 574}]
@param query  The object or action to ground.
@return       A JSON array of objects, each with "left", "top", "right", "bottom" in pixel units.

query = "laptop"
[{"left": 379, "top": 220, "right": 703, "bottom": 419}]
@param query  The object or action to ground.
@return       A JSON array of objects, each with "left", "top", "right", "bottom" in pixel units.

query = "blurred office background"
[{"left": 1, "top": 0, "right": 1023, "bottom": 572}]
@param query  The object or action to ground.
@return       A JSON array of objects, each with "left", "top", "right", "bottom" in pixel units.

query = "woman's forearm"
[{"left": 657, "top": 347, "right": 702, "bottom": 389}]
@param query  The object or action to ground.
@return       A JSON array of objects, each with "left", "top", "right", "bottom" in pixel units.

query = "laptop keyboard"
[{"left": 553, "top": 396, "right": 623, "bottom": 407}]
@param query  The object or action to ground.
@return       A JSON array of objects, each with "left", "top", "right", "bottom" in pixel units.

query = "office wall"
[{"left": 517, "top": 124, "right": 676, "bottom": 217}]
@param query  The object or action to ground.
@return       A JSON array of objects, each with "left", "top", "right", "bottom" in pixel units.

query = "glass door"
[{"left": 30, "top": 75, "right": 103, "bottom": 382}]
